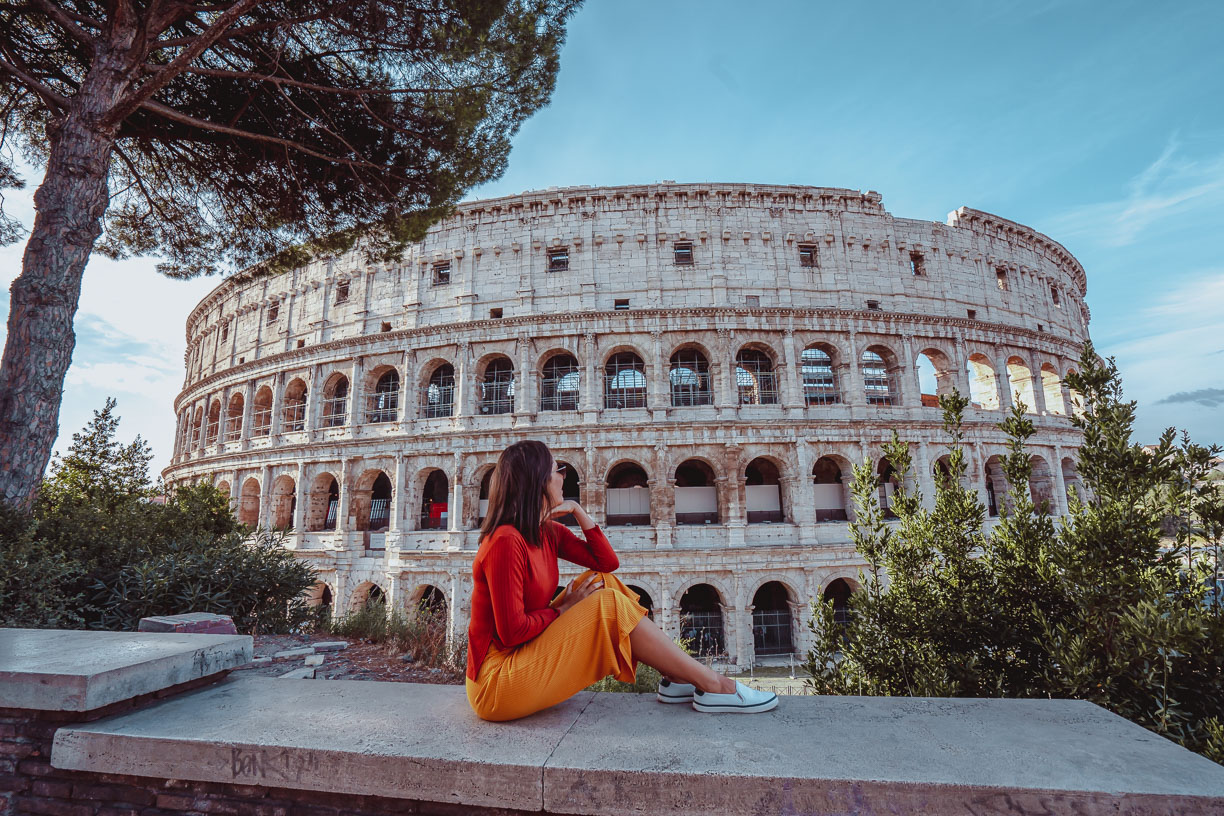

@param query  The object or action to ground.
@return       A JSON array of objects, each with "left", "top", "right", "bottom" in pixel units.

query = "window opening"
[
  {"left": 266, "top": 304, "right": 279, "bottom": 324},
  {"left": 335, "top": 281, "right": 350, "bottom": 304},
  {"left": 800, "top": 347, "right": 839, "bottom": 405},
  {"left": 420, "top": 470, "right": 449, "bottom": 529},
  {"left": 604, "top": 352, "right": 647, "bottom": 409},
  {"left": 296, "top": 339, "right": 305, "bottom": 349},
  {"left": 367, "top": 473, "right": 392, "bottom": 532},
  {"left": 967, "top": 309, "right": 977, "bottom": 319},
  {"left": 798, "top": 243, "right": 818, "bottom": 268},
  {"left": 480, "top": 357, "right": 515, "bottom": 414},
  {"left": 489, "top": 308, "right": 503, "bottom": 319},
  {"left": 996, "top": 268, "right": 1009, "bottom": 291},
  {"left": 673, "top": 241, "right": 694, "bottom": 265},
  {"left": 224, "top": 395, "right": 244, "bottom": 441},
  {"left": 680, "top": 584, "right": 724, "bottom": 657},
  {"left": 669, "top": 348, "right": 713, "bottom": 407},
  {"left": 367, "top": 370, "right": 400, "bottom": 423},
  {"left": 812, "top": 456, "right": 847, "bottom": 521},
  {"left": 547, "top": 247, "right": 569, "bottom": 272},
  {"left": 606, "top": 462, "right": 650, "bottom": 526},
  {"left": 424, "top": 364, "right": 456, "bottom": 418},
  {"left": 735, "top": 349, "right": 779, "bottom": 405},
  {"left": 322, "top": 377, "right": 349, "bottom": 427},
  {"left": 432, "top": 262, "right": 451, "bottom": 286},
  {"left": 323, "top": 479, "right": 339, "bottom": 530},
  {"left": 1051, "top": 286, "right": 1061, "bottom": 307},
  {"left": 674, "top": 460, "right": 718, "bottom": 525},
  {"left": 861, "top": 350, "right": 897, "bottom": 405},
  {"left": 251, "top": 388, "right": 272, "bottom": 436},
  {"left": 541, "top": 355, "right": 580, "bottom": 411},
  {"left": 380, "top": 321, "right": 392, "bottom": 332},
  {"left": 909, "top": 251, "right": 925, "bottom": 276},
  {"left": 865, "top": 299, "right": 881, "bottom": 310},
  {"left": 613, "top": 298, "right": 630, "bottom": 310},
  {"left": 282, "top": 380, "right": 307, "bottom": 432},
  {"left": 823, "top": 579, "right": 853, "bottom": 628},
  {"left": 220, "top": 324, "right": 228, "bottom": 342},
  {"left": 752, "top": 582, "right": 794, "bottom": 656},
  {"left": 746, "top": 458, "right": 784, "bottom": 523},
  {"left": 744, "top": 295, "right": 760, "bottom": 307}
]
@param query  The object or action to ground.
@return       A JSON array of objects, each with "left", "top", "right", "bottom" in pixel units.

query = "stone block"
[
  {"left": 277, "top": 668, "right": 315, "bottom": 680},
  {"left": 303, "top": 655, "right": 324, "bottom": 667},
  {"left": 271, "top": 648, "right": 314, "bottom": 660},
  {"left": 138, "top": 613, "right": 238, "bottom": 636},
  {"left": 310, "top": 642, "right": 348, "bottom": 653}
]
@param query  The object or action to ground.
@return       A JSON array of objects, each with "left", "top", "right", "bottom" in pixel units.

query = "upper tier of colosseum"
[{"left": 180, "top": 182, "right": 1088, "bottom": 392}]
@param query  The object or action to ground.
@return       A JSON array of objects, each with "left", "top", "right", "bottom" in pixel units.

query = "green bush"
[
  {"left": 318, "top": 601, "right": 466, "bottom": 673},
  {"left": 0, "top": 399, "right": 318, "bottom": 634},
  {"left": 805, "top": 344, "right": 1224, "bottom": 765}
]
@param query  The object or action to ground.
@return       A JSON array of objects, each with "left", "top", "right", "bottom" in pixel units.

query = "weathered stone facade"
[{"left": 163, "top": 183, "right": 1090, "bottom": 667}]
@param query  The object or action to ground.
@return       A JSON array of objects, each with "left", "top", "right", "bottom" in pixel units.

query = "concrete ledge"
[
  {"left": 0, "top": 628, "right": 252, "bottom": 711},
  {"left": 51, "top": 677, "right": 1224, "bottom": 815}
]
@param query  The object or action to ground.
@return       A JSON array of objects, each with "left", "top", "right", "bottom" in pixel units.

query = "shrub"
[
  {"left": 318, "top": 601, "right": 466, "bottom": 674},
  {"left": 805, "top": 344, "right": 1224, "bottom": 765}
]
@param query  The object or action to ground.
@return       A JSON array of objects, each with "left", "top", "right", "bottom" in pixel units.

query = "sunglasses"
[{"left": 554, "top": 464, "right": 566, "bottom": 474}]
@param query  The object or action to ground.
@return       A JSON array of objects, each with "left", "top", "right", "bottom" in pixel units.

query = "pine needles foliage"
[{"left": 805, "top": 343, "right": 1224, "bottom": 764}]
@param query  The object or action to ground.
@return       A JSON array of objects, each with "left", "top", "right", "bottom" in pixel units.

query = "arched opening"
[
  {"left": 627, "top": 585, "right": 654, "bottom": 620},
  {"left": 368, "top": 368, "right": 400, "bottom": 423},
  {"left": 604, "top": 351, "right": 647, "bottom": 409},
  {"left": 417, "top": 585, "right": 447, "bottom": 618},
  {"left": 424, "top": 364, "right": 455, "bottom": 418},
  {"left": 350, "top": 469, "right": 389, "bottom": 531},
  {"left": 606, "top": 462, "right": 650, "bottom": 526},
  {"left": 675, "top": 459, "right": 718, "bottom": 525},
  {"left": 984, "top": 454, "right": 1006, "bottom": 517},
  {"left": 735, "top": 348, "right": 779, "bottom": 405},
  {"left": 1007, "top": 357, "right": 1036, "bottom": 414},
  {"left": 753, "top": 582, "right": 794, "bottom": 656},
  {"left": 322, "top": 374, "right": 349, "bottom": 427},
  {"left": 745, "top": 458, "right": 783, "bottom": 523},
  {"left": 1041, "top": 364, "right": 1065, "bottom": 415},
  {"left": 680, "top": 584, "right": 724, "bottom": 657},
  {"left": 812, "top": 456, "right": 847, "bottom": 521},
  {"left": 823, "top": 579, "right": 854, "bottom": 628},
  {"left": 1029, "top": 455, "right": 1055, "bottom": 514},
  {"left": 238, "top": 478, "right": 261, "bottom": 526},
  {"left": 877, "top": 458, "right": 898, "bottom": 519},
  {"left": 365, "top": 585, "right": 386, "bottom": 610},
  {"left": 478, "top": 469, "right": 493, "bottom": 523},
  {"left": 862, "top": 347, "right": 899, "bottom": 406},
  {"left": 420, "top": 470, "right": 449, "bottom": 529},
  {"left": 801, "top": 345, "right": 840, "bottom": 405},
  {"left": 1062, "top": 457, "right": 1083, "bottom": 506},
  {"left": 368, "top": 473, "right": 392, "bottom": 531},
  {"left": 251, "top": 386, "right": 273, "bottom": 436},
  {"left": 225, "top": 393, "right": 244, "bottom": 441},
  {"left": 541, "top": 354, "right": 581, "bottom": 411},
  {"left": 556, "top": 461, "right": 581, "bottom": 526},
  {"left": 319, "top": 585, "right": 333, "bottom": 614},
  {"left": 933, "top": 454, "right": 956, "bottom": 489},
  {"left": 282, "top": 378, "right": 307, "bottom": 432},
  {"left": 966, "top": 353, "right": 1000, "bottom": 410},
  {"left": 915, "top": 349, "right": 954, "bottom": 408},
  {"left": 205, "top": 400, "right": 221, "bottom": 445},
  {"left": 479, "top": 357, "right": 515, "bottom": 415},
  {"left": 1066, "top": 368, "right": 1086, "bottom": 417},
  {"left": 191, "top": 406, "right": 204, "bottom": 448},
  {"left": 270, "top": 475, "right": 296, "bottom": 530},
  {"left": 307, "top": 473, "right": 339, "bottom": 531},
  {"left": 669, "top": 347, "right": 713, "bottom": 407}
]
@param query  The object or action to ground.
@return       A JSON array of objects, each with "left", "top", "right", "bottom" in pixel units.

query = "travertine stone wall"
[{"left": 163, "top": 183, "right": 1090, "bottom": 668}]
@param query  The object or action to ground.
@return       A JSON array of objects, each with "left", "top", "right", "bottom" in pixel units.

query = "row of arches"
[
  {"left": 219, "top": 449, "right": 1082, "bottom": 533},
  {"left": 176, "top": 339, "right": 1082, "bottom": 455}
]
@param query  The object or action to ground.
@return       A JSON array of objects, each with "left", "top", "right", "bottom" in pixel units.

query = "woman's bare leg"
[{"left": 629, "top": 616, "right": 735, "bottom": 693}]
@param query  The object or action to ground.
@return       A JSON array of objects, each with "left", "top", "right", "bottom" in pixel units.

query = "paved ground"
[{"left": 229, "top": 633, "right": 463, "bottom": 684}]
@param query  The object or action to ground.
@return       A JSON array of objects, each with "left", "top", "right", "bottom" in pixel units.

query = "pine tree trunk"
[{"left": 0, "top": 48, "right": 136, "bottom": 507}]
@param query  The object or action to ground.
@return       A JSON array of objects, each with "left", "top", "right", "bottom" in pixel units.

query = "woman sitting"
[{"left": 466, "top": 440, "right": 777, "bottom": 721}]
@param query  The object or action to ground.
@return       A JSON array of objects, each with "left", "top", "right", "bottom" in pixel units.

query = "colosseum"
[{"left": 164, "top": 182, "right": 1090, "bottom": 667}]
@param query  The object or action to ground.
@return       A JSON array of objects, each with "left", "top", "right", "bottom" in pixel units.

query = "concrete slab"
[
  {"left": 272, "top": 647, "right": 314, "bottom": 659},
  {"left": 311, "top": 641, "right": 348, "bottom": 652},
  {"left": 0, "top": 628, "right": 252, "bottom": 712},
  {"left": 303, "top": 655, "right": 324, "bottom": 667},
  {"left": 543, "top": 694, "right": 1224, "bottom": 816},
  {"left": 52, "top": 677, "right": 590, "bottom": 811},
  {"left": 277, "top": 667, "right": 315, "bottom": 679}
]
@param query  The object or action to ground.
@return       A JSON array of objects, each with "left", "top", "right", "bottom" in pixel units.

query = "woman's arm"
[{"left": 548, "top": 501, "right": 619, "bottom": 572}]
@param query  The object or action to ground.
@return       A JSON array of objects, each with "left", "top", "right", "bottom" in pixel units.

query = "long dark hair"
[{"left": 480, "top": 440, "right": 553, "bottom": 548}]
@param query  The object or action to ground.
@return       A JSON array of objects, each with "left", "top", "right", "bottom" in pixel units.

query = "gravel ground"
[{"left": 228, "top": 632, "right": 464, "bottom": 684}]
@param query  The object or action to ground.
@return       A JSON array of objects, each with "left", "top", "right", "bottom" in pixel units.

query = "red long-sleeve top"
[{"left": 466, "top": 521, "right": 619, "bottom": 681}]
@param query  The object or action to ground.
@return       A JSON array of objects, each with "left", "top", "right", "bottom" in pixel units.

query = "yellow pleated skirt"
[{"left": 466, "top": 570, "right": 648, "bottom": 722}]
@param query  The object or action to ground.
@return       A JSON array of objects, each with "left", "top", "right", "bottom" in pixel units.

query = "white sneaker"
[
  {"left": 691, "top": 681, "right": 778, "bottom": 713},
  {"left": 656, "top": 678, "right": 696, "bottom": 704}
]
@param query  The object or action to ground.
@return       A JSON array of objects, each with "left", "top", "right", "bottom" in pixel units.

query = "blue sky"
[{"left": 1, "top": 0, "right": 1221, "bottom": 477}]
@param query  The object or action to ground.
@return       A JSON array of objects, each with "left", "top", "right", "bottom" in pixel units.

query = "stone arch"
[
  {"left": 1062, "top": 457, "right": 1083, "bottom": 506},
  {"left": 349, "top": 581, "right": 385, "bottom": 612},
  {"left": 914, "top": 346, "right": 955, "bottom": 407},
  {"left": 282, "top": 378, "right": 308, "bottom": 432},
  {"left": 735, "top": 344, "right": 779, "bottom": 405},
  {"left": 751, "top": 580, "right": 797, "bottom": 657},
  {"left": 1065, "top": 366, "right": 1086, "bottom": 417},
  {"left": 473, "top": 463, "right": 497, "bottom": 526},
  {"left": 679, "top": 583, "right": 725, "bottom": 657},
  {"left": 1006, "top": 356, "right": 1036, "bottom": 414},
  {"left": 625, "top": 583, "right": 655, "bottom": 620},
  {"left": 367, "top": 365, "right": 401, "bottom": 423},
  {"left": 876, "top": 457, "right": 899, "bottom": 518},
  {"left": 861, "top": 344, "right": 900, "bottom": 405},
  {"left": 225, "top": 392, "right": 244, "bottom": 441},
  {"left": 1041, "top": 363, "right": 1065, "bottom": 415},
  {"left": 321, "top": 372, "right": 350, "bottom": 427},
  {"left": 1029, "top": 454, "right": 1055, "bottom": 514},
  {"left": 745, "top": 456, "right": 785, "bottom": 523},
  {"left": 603, "top": 349, "right": 648, "bottom": 409},
  {"left": 606, "top": 460, "right": 650, "bottom": 526},
  {"left": 966, "top": 353, "right": 1001, "bottom": 410},
  {"left": 409, "top": 584, "right": 448, "bottom": 618},
  {"left": 307, "top": 471, "right": 340, "bottom": 531},
  {"left": 540, "top": 351, "right": 581, "bottom": 412},
  {"left": 599, "top": 341, "right": 651, "bottom": 369},
  {"left": 669, "top": 344, "right": 714, "bottom": 407},
  {"left": 251, "top": 386, "right": 273, "bottom": 435},
  {"left": 984, "top": 453, "right": 1007, "bottom": 517},
  {"left": 306, "top": 581, "right": 334, "bottom": 610},
  {"left": 812, "top": 454, "right": 851, "bottom": 522},
  {"left": 191, "top": 405, "right": 204, "bottom": 448},
  {"left": 674, "top": 458, "right": 719, "bottom": 525},
  {"left": 418, "top": 468, "right": 450, "bottom": 530},
  {"left": 270, "top": 474, "right": 296, "bottom": 529},
  {"left": 476, "top": 354, "right": 515, "bottom": 415},
  {"left": 800, "top": 342, "right": 842, "bottom": 405},
  {"left": 422, "top": 360, "right": 456, "bottom": 419},
  {"left": 238, "top": 477, "right": 261, "bottom": 526},
  {"left": 351, "top": 468, "right": 392, "bottom": 531},
  {"left": 821, "top": 577, "right": 858, "bottom": 627},
  {"left": 214, "top": 480, "right": 231, "bottom": 507},
  {"left": 554, "top": 460, "right": 582, "bottom": 526},
  {"left": 205, "top": 398, "right": 222, "bottom": 445}
]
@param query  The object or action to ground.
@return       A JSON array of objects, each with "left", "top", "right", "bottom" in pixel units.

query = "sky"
[{"left": 1, "top": 0, "right": 1221, "bottom": 478}]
